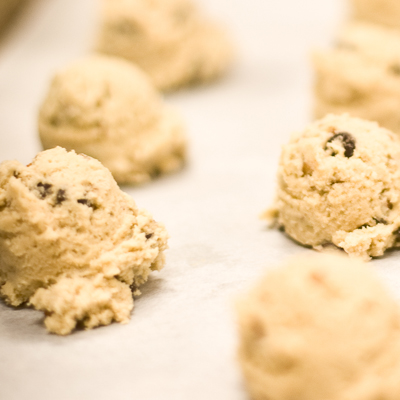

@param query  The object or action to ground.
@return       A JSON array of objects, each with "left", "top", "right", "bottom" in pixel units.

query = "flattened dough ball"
[
  {"left": 266, "top": 114, "right": 400, "bottom": 260},
  {"left": 237, "top": 253, "right": 400, "bottom": 400},
  {"left": 38, "top": 55, "right": 186, "bottom": 184},
  {"left": 0, "top": 147, "right": 168, "bottom": 335},
  {"left": 96, "top": 0, "right": 233, "bottom": 91}
]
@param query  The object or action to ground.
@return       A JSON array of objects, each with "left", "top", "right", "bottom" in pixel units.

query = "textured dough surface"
[
  {"left": 237, "top": 253, "right": 400, "bottom": 400},
  {"left": 0, "top": 147, "right": 168, "bottom": 335},
  {"left": 38, "top": 55, "right": 187, "bottom": 184},
  {"left": 351, "top": 0, "right": 400, "bottom": 29},
  {"left": 314, "top": 22, "right": 400, "bottom": 134},
  {"left": 96, "top": 0, "right": 233, "bottom": 91},
  {"left": 266, "top": 114, "right": 400, "bottom": 260}
]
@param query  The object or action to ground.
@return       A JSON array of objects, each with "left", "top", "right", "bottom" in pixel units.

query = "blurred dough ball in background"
[
  {"left": 38, "top": 54, "right": 187, "bottom": 185},
  {"left": 96, "top": 0, "right": 234, "bottom": 91},
  {"left": 237, "top": 253, "right": 400, "bottom": 400},
  {"left": 313, "top": 22, "right": 400, "bottom": 135},
  {"left": 0, "top": 0, "right": 24, "bottom": 33},
  {"left": 351, "top": 0, "right": 400, "bottom": 30}
]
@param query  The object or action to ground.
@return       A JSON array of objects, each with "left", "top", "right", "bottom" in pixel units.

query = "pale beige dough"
[
  {"left": 266, "top": 114, "right": 400, "bottom": 260},
  {"left": 0, "top": 147, "right": 168, "bottom": 335},
  {"left": 351, "top": 0, "right": 400, "bottom": 29},
  {"left": 96, "top": 0, "right": 233, "bottom": 91},
  {"left": 314, "top": 22, "right": 400, "bottom": 134},
  {"left": 237, "top": 253, "right": 400, "bottom": 400},
  {"left": 38, "top": 55, "right": 186, "bottom": 185}
]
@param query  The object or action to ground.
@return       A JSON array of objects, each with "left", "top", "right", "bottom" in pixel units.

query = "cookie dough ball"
[
  {"left": 237, "top": 253, "right": 400, "bottom": 400},
  {"left": 38, "top": 55, "right": 186, "bottom": 184},
  {"left": 314, "top": 23, "right": 400, "bottom": 134},
  {"left": 266, "top": 114, "right": 400, "bottom": 260},
  {"left": 0, "top": 0, "right": 23, "bottom": 32},
  {"left": 96, "top": 0, "right": 233, "bottom": 91},
  {"left": 351, "top": 0, "right": 400, "bottom": 30},
  {"left": 0, "top": 147, "right": 168, "bottom": 335}
]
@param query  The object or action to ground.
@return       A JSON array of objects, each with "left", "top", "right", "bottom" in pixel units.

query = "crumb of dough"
[
  {"left": 0, "top": 147, "right": 168, "bottom": 335},
  {"left": 38, "top": 55, "right": 187, "bottom": 185},
  {"left": 96, "top": 0, "right": 234, "bottom": 91},
  {"left": 237, "top": 253, "right": 400, "bottom": 400}
]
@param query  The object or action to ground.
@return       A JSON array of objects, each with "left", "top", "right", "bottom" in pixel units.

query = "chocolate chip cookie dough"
[
  {"left": 237, "top": 253, "right": 400, "bottom": 400},
  {"left": 96, "top": 0, "right": 233, "bottom": 91},
  {"left": 265, "top": 114, "right": 400, "bottom": 260},
  {"left": 0, "top": 147, "right": 168, "bottom": 335},
  {"left": 38, "top": 55, "right": 186, "bottom": 185},
  {"left": 351, "top": 0, "right": 400, "bottom": 30},
  {"left": 314, "top": 23, "right": 400, "bottom": 134}
]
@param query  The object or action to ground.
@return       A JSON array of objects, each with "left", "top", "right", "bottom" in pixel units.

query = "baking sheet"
[{"left": 2, "top": 1, "right": 399, "bottom": 399}]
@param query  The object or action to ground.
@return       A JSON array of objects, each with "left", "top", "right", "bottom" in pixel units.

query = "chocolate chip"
[
  {"left": 13, "top": 171, "right": 19, "bottom": 178},
  {"left": 390, "top": 64, "right": 400, "bottom": 75},
  {"left": 56, "top": 189, "right": 66, "bottom": 205},
  {"left": 394, "top": 227, "right": 400, "bottom": 237},
  {"left": 373, "top": 218, "right": 388, "bottom": 225},
  {"left": 326, "top": 132, "right": 356, "bottom": 158},
  {"left": 129, "top": 282, "right": 138, "bottom": 293},
  {"left": 78, "top": 199, "right": 92, "bottom": 207},
  {"left": 77, "top": 198, "right": 97, "bottom": 210},
  {"left": 37, "top": 182, "right": 53, "bottom": 199},
  {"left": 145, "top": 233, "right": 153, "bottom": 240},
  {"left": 358, "top": 223, "right": 369, "bottom": 230},
  {"left": 358, "top": 218, "right": 388, "bottom": 229}
]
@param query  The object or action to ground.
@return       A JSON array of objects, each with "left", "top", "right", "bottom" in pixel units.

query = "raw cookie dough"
[
  {"left": 0, "top": 147, "right": 168, "bottom": 335},
  {"left": 0, "top": 0, "right": 23, "bottom": 32},
  {"left": 351, "top": 0, "right": 400, "bottom": 30},
  {"left": 314, "top": 22, "right": 400, "bottom": 134},
  {"left": 38, "top": 55, "right": 186, "bottom": 185},
  {"left": 237, "top": 253, "right": 400, "bottom": 400},
  {"left": 96, "top": 0, "right": 233, "bottom": 91},
  {"left": 265, "top": 114, "right": 400, "bottom": 260}
]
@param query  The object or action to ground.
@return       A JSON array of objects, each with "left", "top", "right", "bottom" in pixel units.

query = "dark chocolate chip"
[
  {"left": 37, "top": 182, "right": 53, "bottom": 199},
  {"left": 78, "top": 198, "right": 92, "bottom": 207},
  {"left": 325, "top": 132, "right": 356, "bottom": 158},
  {"left": 129, "top": 282, "right": 138, "bottom": 293},
  {"left": 145, "top": 233, "right": 153, "bottom": 240},
  {"left": 358, "top": 218, "right": 388, "bottom": 229},
  {"left": 77, "top": 198, "right": 97, "bottom": 210},
  {"left": 56, "top": 189, "right": 67, "bottom": 205},
  {"left": 373, "top": 218, "right": 388, "bottom": 225},
  {"left": 358, "top": 223, "right": 369, "bottom": 230},
  {"left": 13, "top": 171, "right": 20, "bottom": 178},
  {"left": 390, "top": 64, "right": 400, "bottom": 75}
]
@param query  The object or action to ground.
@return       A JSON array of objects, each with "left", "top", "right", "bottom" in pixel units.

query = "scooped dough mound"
[
  {"left": 237, "top": 253, "right": 400, "bottom": 400},
  {"left": 96, "top": 0, "right": 233, "bottom": 91},
  {"left": 266, "top": 114, "right": 400, "bottom": 260},
  {"left": 38, "top": 55, "right": 186, "bottom": 184},
  {"left": 0, "top": 147, "right": 168, "bottom": 335},
  {"left": 313, "top": 23, "right": 400, "bottom": 134}
]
